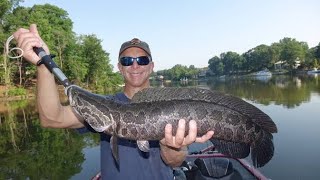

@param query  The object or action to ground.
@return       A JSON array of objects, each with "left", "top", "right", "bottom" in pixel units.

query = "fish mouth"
[
  {"left": 65, "top": 85, "right": 79, "bottom": 95},
  {"left": 65, "top": 85, "right": 79, "bottom": 106}
]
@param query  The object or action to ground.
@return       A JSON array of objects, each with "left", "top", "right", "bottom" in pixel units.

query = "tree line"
[
  {"left": 208, "top": 38, "right": 320, "bottom": 76},
  {"left": 155, "top": 38, "right": 320, "bottom": 80},
  {"left": 0, "top": 1, "right": 123, "bottom": 94},
  {"left": 155, "top": 64, "right": 201, "bottom": 81}
]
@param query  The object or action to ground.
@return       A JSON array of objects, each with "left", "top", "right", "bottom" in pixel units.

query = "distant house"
[
  {"left": 274, "top": 59, "right": 301, "bottom": 70},
  {"left": 158, "top": 75, "right": 164, "bottom": 81},
  {"left": 274, "top": 61, "right": 285, "bottom": 70},
  {"left": 294, "top": 60, "right": 301, "bottom": 69},
  {"left": 198, "top": 67, "right": 209, "bottom": 78}
]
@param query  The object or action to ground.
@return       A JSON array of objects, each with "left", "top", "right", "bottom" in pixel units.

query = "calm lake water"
[{"left": 0, "top": 74, "right": 319, "bottom": 180}]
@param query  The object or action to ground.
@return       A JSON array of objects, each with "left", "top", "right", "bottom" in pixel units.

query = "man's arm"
[
  {"left": 160, "top": 119, "right": 214, "bottom": 167},
  {"left": 13, "top": 24, "right": 84, "bottom": 129},
  {"left": 36, "top": 65, "right": 84, "bottom": 128}
]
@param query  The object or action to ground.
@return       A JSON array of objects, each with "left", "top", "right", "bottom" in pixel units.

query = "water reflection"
[
  {"left": 153, "top": 75, "right": 320, "bottom": 179},
  {"left": 152, "top": 75, "right": 320, "bottom": 108},
  {"left": 1, "top": 74, "right": 319, "bottom": 179},
  {"left": 0, "top": 100, "right": 100, "bottom": 179}
]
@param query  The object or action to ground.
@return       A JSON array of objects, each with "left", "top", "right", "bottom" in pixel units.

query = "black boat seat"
[
  {"left": 194, "top": 157, "right": 234, "bottom": 179},
  {"left": 174, "top": 160, "right": 199, "bottom": 180}
]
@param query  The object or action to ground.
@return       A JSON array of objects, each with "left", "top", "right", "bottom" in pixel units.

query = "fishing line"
[{"left": 5, "top": 35, "right": 24, "bottom": 59}]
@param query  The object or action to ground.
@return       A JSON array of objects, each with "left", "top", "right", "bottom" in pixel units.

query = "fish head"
[
  {"left": 65, "top": 85, "right": 83, "bottom": 107},
  {"left": 65, "top": 85, "right": 116, "bottom": 133},
  {"left": 65, "top": 85, "right": 87, "bottom": 120}
]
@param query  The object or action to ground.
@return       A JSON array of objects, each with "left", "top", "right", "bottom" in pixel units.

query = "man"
[{"left": 13, "top": 24, "right": 214, "bottom": 179}]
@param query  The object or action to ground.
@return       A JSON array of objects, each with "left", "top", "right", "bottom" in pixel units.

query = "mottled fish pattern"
[{"left": 66, "top": 85, "right": 277, "bottom": 167}]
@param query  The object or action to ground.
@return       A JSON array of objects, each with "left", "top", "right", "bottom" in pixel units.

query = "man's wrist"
[{"left": 36, "top": 54, "right": 56, "bottom": 66}]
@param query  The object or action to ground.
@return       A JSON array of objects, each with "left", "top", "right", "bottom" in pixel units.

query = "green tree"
[
  {"left": 208, "top": 56, "right": 224, "bottom": 75},
  {"left": 188, "top": 65, "right": 200, "bottom": 79},
  {"left": 315, "top": 43, "right": 320, "bottom": 59},
  {"left": 243, "top": 45, "right": 274, "bottom": 72},
  {"left": 0, "top": 1, "right": 25, "bottom": 88},
  {"left": 2, "top": 4, "right": 74, "bottom": 87},
  {"left": 1, "top": 3, "right": 122, "bottom": 93},
  {"left": 304, "top": 46, "right": 318, "bottom": 69},
  {"left": 64, "top": 38, "right": 89, "bottom": 84},
  {"left": 220, "top": 51, "right": 241, "bottom": 75},
  {"left": 168, "top": 64, "right": 187, "bottom": 81},
  {"left": 279, "top": 37, "right": 308, "bottom": 70},
  {"left": 0, "top": 0, "right": 23, "bottom": 20},
  {"left": 156, "top": 69, "right": 171, "bottom": 80},
  {"left": 79, "top": 34, "right": 122, "bottom": 93},
  {"left": 28, "top": 4, "right": 74, "bottom": 71},
  {"left": 270, "top": 43, "right": 282, "bottom": 67}
]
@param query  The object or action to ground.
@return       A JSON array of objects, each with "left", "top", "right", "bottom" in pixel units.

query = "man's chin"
[{"left": 128, "top": 81, "right": 149, "bottom": 88}]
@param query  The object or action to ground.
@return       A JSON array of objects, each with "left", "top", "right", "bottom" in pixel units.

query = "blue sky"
[{"left": 21, "top": 0, "right": 320, "bottom": 71}]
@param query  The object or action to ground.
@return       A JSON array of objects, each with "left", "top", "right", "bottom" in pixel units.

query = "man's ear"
[
  {"left": 118, "top": 63, "right": 124, "bottom": 75},
  {"left": 149, "top": 61, "right": 154, "bottom": 74}
]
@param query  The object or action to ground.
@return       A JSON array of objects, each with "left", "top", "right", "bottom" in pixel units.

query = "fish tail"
[
  {"left": 251, "top": 130, "right": 274, "bottom": 168},
  {"left": 210, "top": 139, "right": 250, "bottom": 159}
]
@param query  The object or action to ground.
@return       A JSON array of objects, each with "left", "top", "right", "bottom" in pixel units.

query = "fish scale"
[{"left": 66, "top": 85, "right": 277, "bottom": 168}]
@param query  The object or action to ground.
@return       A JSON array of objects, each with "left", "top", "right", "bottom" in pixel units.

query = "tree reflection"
[
  {"left": 207, "top": 75, "right": 320, "bottom": 108},
  {"left": 0, "top": 101, "right": 99, "bottom": 179},
  {"left": 1, "top": 74, "right": 319, "bottom": 178}
]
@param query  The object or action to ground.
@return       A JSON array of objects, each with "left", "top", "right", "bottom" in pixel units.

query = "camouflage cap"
[{"left": 119, "top": 38, "right": 152, "bottom": 59}]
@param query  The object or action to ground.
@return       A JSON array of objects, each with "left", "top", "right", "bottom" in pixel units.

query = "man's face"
[{"left": 118, "top": 47, "right": 154, "bottom": 88}]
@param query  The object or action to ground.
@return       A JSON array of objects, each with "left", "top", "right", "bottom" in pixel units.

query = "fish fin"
[
  {"left": 210, "top": 139, "right": 250, "bottom": 159},
  {"left": 110, "top": 135, "right": 119, "bottom": 164},
  {"left": 251, "top": 131, "right": 274, "bottom": 168},
  {"left": 137, "top": 140, "right": 150, "bottom": 152}
]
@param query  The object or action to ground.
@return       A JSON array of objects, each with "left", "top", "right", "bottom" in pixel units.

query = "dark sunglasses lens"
[
  {"left": 120, "top": 57, "right": 133, "bottom": 66},
  {"left": 120, "top": 56, "right": 150, "bottom": 66},
  {"left": 136, "top": 56, "right": 150, "bottom": 65}
]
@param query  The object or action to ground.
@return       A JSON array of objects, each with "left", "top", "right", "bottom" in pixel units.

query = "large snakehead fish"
[{"left": 66, "top": 85, "right": 277, "bottom": 168}]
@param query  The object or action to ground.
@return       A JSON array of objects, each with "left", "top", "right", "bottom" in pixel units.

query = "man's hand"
[
  {"left": 159, "top": 119, "right": 214, "bottom": 167},
  {"left": 13, "top": 24, "right": 50, "bottom": 65},
  {"left": 161, "top": 119, "right": 214, "bottom": 149}
]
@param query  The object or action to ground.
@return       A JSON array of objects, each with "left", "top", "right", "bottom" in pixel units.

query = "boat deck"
[{"left": 173, "top": 146, "right": 268, "bottom": 180}]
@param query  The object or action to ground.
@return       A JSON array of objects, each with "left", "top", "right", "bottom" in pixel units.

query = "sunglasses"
[{"left": 119, "top": 56, "right": 151, "bottom": 66}]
